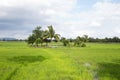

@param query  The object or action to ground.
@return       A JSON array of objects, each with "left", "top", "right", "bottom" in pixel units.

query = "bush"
[
  {"left": 63, "top": 40, "right": 70, "bottom": 46},
  {"left": 81, "top": 43, "right": 86, "bottom": 47}
]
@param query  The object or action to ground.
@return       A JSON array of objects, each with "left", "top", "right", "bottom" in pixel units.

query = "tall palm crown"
[
  {"left": 54, "top": 34, "right": 60, "bottom": 41},
  {"left": 48, "top": 25, "right": 55, "bottom": 41}
]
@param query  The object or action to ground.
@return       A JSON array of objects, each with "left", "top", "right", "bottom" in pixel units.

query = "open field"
[{"left": 0, "top": 41, "right": 120, "bottom": 80}]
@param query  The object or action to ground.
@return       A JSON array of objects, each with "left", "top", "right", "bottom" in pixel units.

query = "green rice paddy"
[{"left": 0, "top": 41, "right": 120, "bottom": 80}]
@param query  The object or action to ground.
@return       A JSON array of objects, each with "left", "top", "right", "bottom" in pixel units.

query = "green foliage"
[
  {"left": 63, "top": 40, "right": 70, "bottom": 46},
  {"left": 27, "top": 34, "right": 36, "bottom": 45},
  {"left": 28, "top": 26, "right": 43, "bottom": 46},
  {"left": 61, "top": 37, "right": 70, "bottom": 46},
  {"left": 32, "top": 26, "right": 43, "bottom": 39},
  {"left": 88, "top": 37, "right": 120, "bottom": 42},
  {"left": 48, "top": 25, "right": 55, "bottom": 41},
  {"left": 28, "top": 25, "right": 60, "bottom": 47},
  {"left": 82, "top": 35, "right": 88, "bottom": 42},
  {"left": 74, "top": 36, "right": 82, "bottom": 47},
  {"left": 35, "top": 38, "right": 42, "bottom": 46},
  {"left": 28, "top": 26, "right": 90, "bottom": 47},
  {"left": 42, "top": 30, "right": 49, "bottom": 40},
  {"left": 54, "top": 34, "right": 60, "bottom": 42},
  {"left": 74, "top": 35, "right": 88, "bottom": 47},
  {"left": 81, "top": 43, "right": 86, "bottom": 47}
]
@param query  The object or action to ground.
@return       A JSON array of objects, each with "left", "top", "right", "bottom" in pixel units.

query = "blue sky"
[{"left": 0, "top": 0, "right": 120, "bottom": 39}]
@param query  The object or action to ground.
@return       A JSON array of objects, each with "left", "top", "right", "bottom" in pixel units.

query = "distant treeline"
[
  {"left": 0, "top": 38, "right": 24, "bottom": 41},
  {"left": 65, "top": 37, "right": 120, "bottom": 43},
  {"left": 88, "top": 37, "right": 120, "bottom": 43},
  {"left": 0, "top": 37, "right": 120, "bottom": 43}
]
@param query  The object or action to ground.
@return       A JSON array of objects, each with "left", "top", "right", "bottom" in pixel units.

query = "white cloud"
[
  {"left": 61, "top": 1, "right": 120, "bottom": 38},
  {"left": 0, "top": 0, "right": 120, "bottom": 39},
  {"left": 90, "top": 21, "right": 101, "bottom": 27}
]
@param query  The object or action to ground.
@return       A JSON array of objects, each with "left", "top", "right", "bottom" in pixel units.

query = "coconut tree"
[
  {"left": 74, "top": 35, "right": 88, "bottom": 47},
  {"left": 42, "top": 30, "right": 50, "bottom": 46},
  {"left": 83, "top": 35, "right": 88, "bottom": 42},
  {"left": 27, "top": 25, "right": 60, "bottom": 47},
  {"left": 54, "top": 34, "right": 60, "bottom": 42},
  {"left": 74, "top": 36, "right": 82, "bottom": 46},
  {"left": 48, "top": 25, "right": 55, "bottom": 42}
]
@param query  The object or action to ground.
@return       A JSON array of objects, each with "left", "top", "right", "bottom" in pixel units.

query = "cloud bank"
[{"left": 0, "top": 0, "right": 120, "bottom": 39}]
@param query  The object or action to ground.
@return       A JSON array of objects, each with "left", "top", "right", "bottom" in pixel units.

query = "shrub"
[
  {"left": 81, "top": 43, "right": 86, "bottom": 47},
  {"left": 63, "top": 40, "right": 70, "bottom": 46}
]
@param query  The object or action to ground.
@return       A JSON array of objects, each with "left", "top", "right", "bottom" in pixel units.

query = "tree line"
[
  {"left": 1, "top": 26, "right": 119, "bottom": 46},
  {"left": 27, "top": 26, "right": 88, "bottom": 47},
  {"left": 88, "top": 37, "right": 120, "bottom": 43}
]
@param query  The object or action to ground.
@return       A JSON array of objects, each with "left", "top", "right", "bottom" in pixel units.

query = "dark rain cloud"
[{"left": 0, "top": 6, "right": 51, "bottom": 31}]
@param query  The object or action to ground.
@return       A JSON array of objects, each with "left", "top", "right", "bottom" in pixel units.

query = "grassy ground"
[{"left": 0, "top": 41, "right": 120, "bottom": 80}]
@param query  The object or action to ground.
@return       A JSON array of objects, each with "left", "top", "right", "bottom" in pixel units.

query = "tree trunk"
[{"left": 50, "top": 38, "right": 52, "bottom": 47}]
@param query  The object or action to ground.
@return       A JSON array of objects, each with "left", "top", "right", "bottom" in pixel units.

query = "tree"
[
  {"left": 48, "top": 25, "right": 60, "bottom": 46},
  {"left": 61, "top": 37, "right": 70, "bottom": 46},
  {"left": 33, "top": 26, "right": 43, "bottom": 39},
  {"left": 81, "top": 43, "right": 86, "bottom": 47},
  {"left": 48, "top": 25, "right": 55, "bottom": 42},
  {"left": 54, "top": 34, "right": 60, "bottom": 42},
  {"left": 112, "top": 37, "right": 119, "bottom": 42},
  {"left": 27, "top": 34, "right": 36, "bottom": 46},
  {"left": 74, "top": 35, "right": 88, "bottom": 47},
  {"left": 28, "top": 26, "right": 43, "bottom": 47},
  {"left": 42, "top": 30, "right": 50, "bottom": 46},
  {"left": 27, "top": 26, "right": 61, "bottom": 47},
  {"left": 83, "top": 35, "right": 88, "bottom": 42},
  {"left": 35, "top": 38, "right": 42, "bottom": 47},
  {"left": 74, "top": 36, "right": 82, "bottom": 46},
  {"left": 68, "top": 38, "right": 74, "bottom": 43}
]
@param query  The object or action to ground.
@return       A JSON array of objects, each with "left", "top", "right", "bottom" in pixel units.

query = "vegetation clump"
[
  {"left": 61, "top": 37, "right": 70, "bottom": 46},
  {"left": 74, "top": 35, "right": 88, "bottom": 47},
  {"left": 27, "top": 25, "right": 60, "bottom": 47},
  {"left": 81, "top": 43, "right": 86, "bottom": 47},
  {"left": 27, "top": 26, "right": 88, "bottom": 47}
]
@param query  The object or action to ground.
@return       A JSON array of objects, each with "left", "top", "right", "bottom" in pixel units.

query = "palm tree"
[
  {"left": 42, "top": 30, "right": 50, "bottom": 46},
  {"left": 83, "top": 35, "right": 88, "bottom": 42},
  {"left": 74, "top": 36, "right": 82, "bottom": 46},
  {"left": 74, "top": 35, "right": 88, "bottom": 47},
  {"left": 54, "top": 34, "right": 60, "bottom": 42},
  {"left": 27, "top": 26, "right": 60, "bottom": 47},
  {"left": 48, "top": 25, "right": 55, "bottom": 42}
]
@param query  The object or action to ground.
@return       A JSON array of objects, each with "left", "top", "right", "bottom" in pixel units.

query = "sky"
[{"left": 0, "top": 0, "right": 120, "bottom": 39}]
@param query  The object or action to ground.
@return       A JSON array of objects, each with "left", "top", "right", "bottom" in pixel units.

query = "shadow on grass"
[
  {"left": 8, "top": 55, "right": 46, "bottom": 64},
  {"left": 6, "top": 56, "right": 46, "bottom": 80},
  {"left": 98, "top": 60, "right": 120, "bottom": 80}
]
